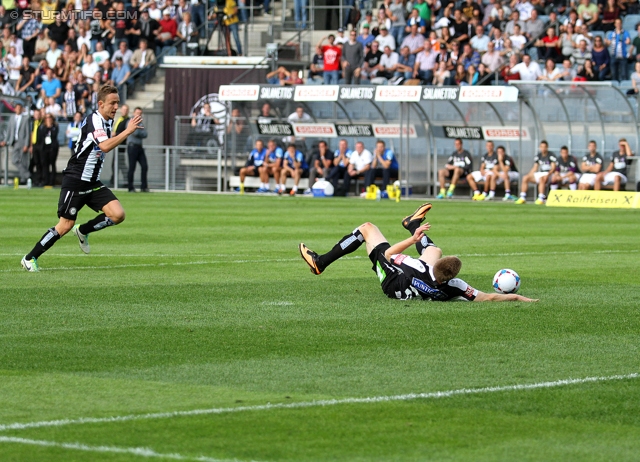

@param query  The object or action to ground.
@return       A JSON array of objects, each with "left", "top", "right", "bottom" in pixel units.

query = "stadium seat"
[
  {"left": 539, "top": 15, "right": 550, "bottom": 24},
  {"left": 623, "top": 14, "right": 640, "bottom": 32},
  {"left": 630, "top": 30, "right": 639, "bottom": 41},
  {"left": 591, "top": 30, "right": 605, "bottom": 40}
]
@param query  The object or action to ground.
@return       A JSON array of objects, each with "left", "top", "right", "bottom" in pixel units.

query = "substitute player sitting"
[
  {"left": 237, "top": 139, "right": 268, "bottom": 194},
  {"left": 280, "top": 143, "right": 308, "bottom": 196},
  {"left": 578, "top": 140, "right": 604, "bottom": 190},
  {"left": 299, "top": 203, "right": 537, "bottom": 302},
  {"left": 264, "top": 138, "right": 283, "bottom": 193},
  {"left": 496, "top": 146, "right": 520, "bottom": 201},
  {"left": 594, "top": 138, "right": 632, "bottom": 191},
  {"left": 365, "top": 139, "right": 398, "bottom": 191},
  {"left": 437, "top": 138, "right": 473, "bottom": 199},
  {"left": 550, "top": 146, "right": 580, "bottom": 191},
  {"left": 467, "top": 140, "right": 498, "bottom": 201},
  {"left": 515, "top": 140, "right": 557, "bottom": 205},
  {"left": 21, "top": 85, "right": 143, "bottom": 272}
]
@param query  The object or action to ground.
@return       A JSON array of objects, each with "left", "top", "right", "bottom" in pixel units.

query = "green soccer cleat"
[
  {"left": 436, "top": 193, "right": 445, "bottom": 199},
  {"left": 402, "top": 203, "right": 432, "bottom": 231},
  {"left": 21, "top": 256, "right": 39, "bottom": 272},
  {"left": 515, "top": 197, "right": 526, "bottom": 205},
  {"left": 535, "top": 198, "right": 546, "bottom": 205},
  {"left": 73, "top": 225, "right": 90, "bottom": 254}
]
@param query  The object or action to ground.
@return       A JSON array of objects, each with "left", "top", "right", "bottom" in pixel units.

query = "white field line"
[
  {"left": 0, "top": 373, "right": 637, "bottom": 433},
  {"left": 0, "top": 436, "right": 247, "bottom": 462},
  {"left": 0, "top": 249, "right": 636, "bottom": 273}
]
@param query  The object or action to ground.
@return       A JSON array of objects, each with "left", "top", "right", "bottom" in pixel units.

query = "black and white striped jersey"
[{"left": 62, "top": 112, "right": 112, "bottom": 188}]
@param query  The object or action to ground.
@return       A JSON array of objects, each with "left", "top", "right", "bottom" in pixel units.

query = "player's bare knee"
[{"left": 109, "top": 209, "right": 126, "bottom": 224}]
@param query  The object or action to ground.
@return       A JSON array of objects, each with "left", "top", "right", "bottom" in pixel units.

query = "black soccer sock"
[
  {"left": 25, "top": 227, "right": 60, "bottom": 260},
  {"left": 78, "top": 214, "right": 116, "bottom": 235},
  {"left": 317, "top": 228, "right": 364, "bottom": 268},
  {"left": 415, "top": 234, "right": 435, "bottom": 256}
]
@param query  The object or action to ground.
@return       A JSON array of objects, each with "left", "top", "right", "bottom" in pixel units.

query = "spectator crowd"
[
  {"left": 0, "top": 0, "right": 210, "bottom": 118},
  {"left": 267, "top": 0, "right": 640, "bottom": 87}
]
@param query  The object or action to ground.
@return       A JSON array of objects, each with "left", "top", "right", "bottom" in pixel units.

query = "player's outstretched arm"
[
  {"left": 97, "top": 115, "right": 144, "bottom": 153},
  {"left": 384, "top": 224, "right": 430, "bottom": 259},
  {"left": 474, "top": 291, "right": 539, "bottom": 302}
]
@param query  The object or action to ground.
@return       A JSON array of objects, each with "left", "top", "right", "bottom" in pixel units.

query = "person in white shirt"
[
  {"left": 92, "top": 41, "right": 111, "bottom": 65},
  {"left": 470, "top": 24, "right": 490, "bottom": 53},
  {"left": 375, "top": 26, "right": 396, "bottom": 51},
  {"left": 513, "top": 0, "right": 534, "bottom": 21},
  {"left": 538, "top": 58, "right": 562, "bottom": 81},
  {"left": 509, "top": 24, "right": 527, "bottom": 50},
  {"left": 509, "top": 53, "right": 542, "bottom": 80},
  {"left": 76, "top": 24, "right": 91, "bottom": 52},
  {"left": 379, "top": 45, "right": 400, "bottom": 80},
  {"left": 44, "top": 96, "right": 62, "bottom": 117},
  {"left": 334, "top": 28, "right": 348, "bottom": 45},
  {"left": 81, "top": 54, "right": 100, "bottom": 83},
  {"left": 5, "top": 46, "right": 22, "bottom": 83},
  {"left": 343, "top": 141, "right": 373, "bottom": 195},
  {"left": 573, "top": 25, "right": 592, "bottom": 51},
  {"left": 148, "top": 1, "right": 163, "bottom": 20},
  {"left": 45, "top": 41, "right": 62, "bottom": 69}
]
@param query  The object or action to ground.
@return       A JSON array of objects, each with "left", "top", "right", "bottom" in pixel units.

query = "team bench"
[{"left": 228, "top": 176, "right": 310, "bottom": 191}]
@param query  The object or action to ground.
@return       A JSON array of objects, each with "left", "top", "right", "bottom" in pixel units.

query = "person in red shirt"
[
  {"left": 317, "top": 34, "right": 342, "bottom": 84},
  {"left": 535, "top": 27, "right": 560, "bottom": 63},
  {"left": 157, "top": 9, "right": 178, "bottom": 50}
]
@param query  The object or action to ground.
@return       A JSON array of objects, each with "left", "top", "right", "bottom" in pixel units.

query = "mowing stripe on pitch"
[
  {"left": 0, "top": 436, "right": 247, "bottom": 461},
  {"left": 1, "top": 249, "right": 637, "bottom": 273},
  {"left": 0, "top": 373, "right": 637, "bottom": 433}
]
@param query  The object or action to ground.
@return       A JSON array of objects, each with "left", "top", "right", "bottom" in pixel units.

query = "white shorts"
[
  {"left": 496, "top": 171, "right": 520, "bottom": 185},
  {"left": 560, "top": 173, "right": 580, "bottom": 184},
  {"left": 534, "top": 172, "right": 550, "bottom": 182},
  {"left": 470, "top": 170, "right": 495, "bottom": 182},
  {"left": 602, "top": 171, "right": 627, "bottom": 185},
  {"left": 579, "top": 173, "right": 597, "bottom": 186}
]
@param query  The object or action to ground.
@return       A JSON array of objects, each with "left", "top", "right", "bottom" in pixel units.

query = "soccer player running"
[
  {"left": 21, "top": 85, "right": 143, "bottom": 272},
  {"left": 299, "top": 203, "right": 537, "bottom": 302}
]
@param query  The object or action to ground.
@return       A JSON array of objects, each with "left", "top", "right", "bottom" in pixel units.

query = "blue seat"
[
  {"left": 623, "top": 14, "right": 640, "bottom": 32},
  {"left": 591, "top": 30, "right": 606, "bottom": 40},
  {"left": 539, "top": 15, "right": 550, "bottom": 24}
]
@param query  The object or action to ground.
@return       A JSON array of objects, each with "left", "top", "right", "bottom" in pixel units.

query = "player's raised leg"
[
  {"left": 73, "top": 199, "right": 126, "bottom": 254},
  {"left": 21, "top": 216, "right": 76, "bottom": 272},
  {"left": 300, "top": 222, "right": 388, "bottom": 275}
]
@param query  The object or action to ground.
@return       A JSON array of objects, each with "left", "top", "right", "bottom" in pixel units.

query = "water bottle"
[
  {"left": 13, "top": 177, "right": 18, "bottom": 189},
  {"left": 376, "top": 187, "right": 381, "bottom": 201},
  {"left": 27, "top": 178, "right": 32, "bottom": 189}
]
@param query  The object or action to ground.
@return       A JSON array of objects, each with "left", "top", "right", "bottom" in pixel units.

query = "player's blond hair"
[{"left": 433, "top": 256, "right": 462, "bottom": 283}]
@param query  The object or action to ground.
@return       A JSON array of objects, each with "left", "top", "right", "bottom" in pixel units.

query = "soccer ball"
[{"left": 493, "top": 269, "right": 521, "bottom": 294}]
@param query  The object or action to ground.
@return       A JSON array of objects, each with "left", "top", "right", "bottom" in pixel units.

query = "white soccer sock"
[
  {"left": 569, "top": 183, "right": 577, "bottom": 190},
  {"left": 520, "top": 192, "right": 526, "bottom": 198},
  {"left": 488, "top": 191, "right": 495, "bottom": 198},
  {"left": 550, "top": 184, "right": 558, "bottom": 190},
  {"left": 474, "top": 189, "right": 480, "bottom": 195},
  {"left": 292, "top": 185, "right": 298, "bottom": 192}
]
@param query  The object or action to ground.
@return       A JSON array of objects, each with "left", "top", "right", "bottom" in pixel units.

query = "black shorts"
[
  {"left": 369, "top": 243, "right": 413, "bottom": 299},
  {"left": 57, "top": 183, "right": 118, "bottom": 220}
]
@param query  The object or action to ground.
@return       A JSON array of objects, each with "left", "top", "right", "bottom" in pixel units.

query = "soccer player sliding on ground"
[
  {"left": 21, "top": 85, "right": 144, "bottom": 272},
  {"left": 299, "top": 203, "right": 538, "bottom": 302}
]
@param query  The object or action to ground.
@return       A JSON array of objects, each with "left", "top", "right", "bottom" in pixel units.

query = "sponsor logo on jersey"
[
  {"left": 411, "top": 277, "right": 444, "bottom": 299},
  {"left": 93, "top": 129, "right": 107, "bottom": 139},
  {"left": 393, "top": 254, "right": 407, "bottom": 265},
  {"left": 465, "top": 286, "right": 475, "bottom": 298}
]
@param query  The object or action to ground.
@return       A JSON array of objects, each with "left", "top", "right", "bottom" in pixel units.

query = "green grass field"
[{"left": 1, "top": 189, "right": 639, "bottom": 461}]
